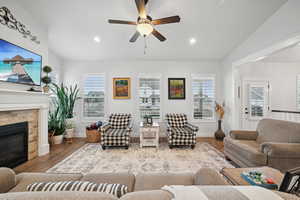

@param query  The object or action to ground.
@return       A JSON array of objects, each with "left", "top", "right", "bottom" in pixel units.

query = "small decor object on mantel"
[
  {"left": 41, "top": 66, "right": 52, "bottom": 93},
  {"left": 215, "top": 102, "right": 225, "bottom": 141},
  {"left": 0, "top": 7, "right": 40, "bottom": 44}
]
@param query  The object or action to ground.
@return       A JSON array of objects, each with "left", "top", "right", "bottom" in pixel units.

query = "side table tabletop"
[
  {"left": 221, "top": 167, "right": 284, "bottom": 187},
  {"left": 139, "top": 122, "right": 160, "bottom": 148}
]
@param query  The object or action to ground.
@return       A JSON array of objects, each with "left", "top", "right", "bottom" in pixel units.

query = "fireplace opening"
[{"left": 0, "top": 122, "right": 28, "bottom": 168}]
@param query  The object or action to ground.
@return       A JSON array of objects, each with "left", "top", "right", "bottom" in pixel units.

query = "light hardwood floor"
[{"left": 14, "top": 137, "right": 224, "bottom": 174}]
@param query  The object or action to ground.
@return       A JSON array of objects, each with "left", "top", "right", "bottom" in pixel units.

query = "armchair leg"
[
  {"left": 191, "top": 145, "right": 195, "bottom": 149},
  {"left": 102, "top": 146, "right": 106, "bottom": 150},
  {"left": 125, "top": 146, "right": 129, "bottom": 150},
  {"left": 169, "top": 145, "right": 173, "bottom": 149}
]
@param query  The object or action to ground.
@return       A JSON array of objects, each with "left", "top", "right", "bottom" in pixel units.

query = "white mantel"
[{"left": 0, "top": 89, "right": 50, "bottom": 156}]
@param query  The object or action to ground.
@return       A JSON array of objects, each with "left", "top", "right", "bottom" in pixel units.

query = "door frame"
[{"left": 240, "top": 78, "right": 271, "bottom": 129}]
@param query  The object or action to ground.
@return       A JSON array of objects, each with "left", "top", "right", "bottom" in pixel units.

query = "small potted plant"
[
  {"left": 41, "top": 66, "right": 52, "bottom": 93},
  {"left": 48, "top": 108, "right": 66, "bottom": 145},
  {"left": 65, "top": 121, "right": 75, "bottom": 139},
  {"left": 215, "top": 102, "right": 225, "bottom": 141}
]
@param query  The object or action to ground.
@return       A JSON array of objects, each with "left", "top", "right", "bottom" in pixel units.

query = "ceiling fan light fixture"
[{"left": 137, "top": 23, "right": 153, "bottom": 36}]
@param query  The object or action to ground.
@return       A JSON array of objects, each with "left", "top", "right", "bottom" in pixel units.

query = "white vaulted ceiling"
[{"left": 18, "top": 0, "right": 287, "bottom": 61}]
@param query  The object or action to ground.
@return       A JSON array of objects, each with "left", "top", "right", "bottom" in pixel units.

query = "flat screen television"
[{"left": 0, "top": 39, "right": 42, "bottom": 86}]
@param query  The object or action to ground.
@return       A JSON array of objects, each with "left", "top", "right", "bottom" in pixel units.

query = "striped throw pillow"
[{"left": 26, "top": 181, "right": 128, "bottom": 198}]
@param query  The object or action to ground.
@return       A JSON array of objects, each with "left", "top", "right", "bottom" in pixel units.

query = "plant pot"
[
  {"left": 51, "top": 135, "right": 64, "bottom": 145},
  {"left": 65, "top": 128, "right": 74, "bottom": 139},
  {"left": 43, "top": 85, "right": 49, "bottom": 93},
  {"left": 215, "top": 120, "right": 225, "bottom": 141}
]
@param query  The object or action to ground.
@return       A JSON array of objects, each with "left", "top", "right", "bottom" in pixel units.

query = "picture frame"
[
  {"left": 113, "top": 77, "right": 131, "bottom": 99},
  {"left": 168, "top": 78, "right": 186, "bottom": 100}
]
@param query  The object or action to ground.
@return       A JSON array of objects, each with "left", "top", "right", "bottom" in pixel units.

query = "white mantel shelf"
[{"left": 0, "top": 89, "right": 50, "bottom": 96}]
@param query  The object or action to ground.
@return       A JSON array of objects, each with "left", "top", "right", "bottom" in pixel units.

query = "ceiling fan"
[{"left": 108, "top": 0, "right": 181, "bottom": 42}]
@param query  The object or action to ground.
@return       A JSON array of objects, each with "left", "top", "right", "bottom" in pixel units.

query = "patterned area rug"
[{"left": 47, "top": 143, "right": 234, "bottom": 174}]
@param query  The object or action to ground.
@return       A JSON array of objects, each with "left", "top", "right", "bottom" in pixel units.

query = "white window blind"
[
  {"left": 297, "top": 75, "right": 300, "bottom": 110},
  {"left": 139, "top": 77, "right": 161, "bottom": 119},
  {"left": 83, "top": 75, "right": 105, "bottom": 118},
  {"left": 192, "top": 76, "right": 215, "bottom": 120}
]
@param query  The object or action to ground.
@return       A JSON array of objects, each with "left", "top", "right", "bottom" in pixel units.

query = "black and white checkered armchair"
[
  {"left": 101, "top": 113, "right": 132, "bottom": 150},
  {"left": 166, "top": 113, "right": 199, "bottom": 149}
]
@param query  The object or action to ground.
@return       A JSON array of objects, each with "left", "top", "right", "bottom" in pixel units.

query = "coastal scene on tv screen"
[{"left": 0, "top": 39, "right": 41, "bottom": 86}]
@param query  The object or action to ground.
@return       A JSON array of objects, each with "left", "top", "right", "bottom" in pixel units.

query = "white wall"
[
  {"left": 0, "top": 0, "right": 49, "bottom": 91},
  {"left": 222, "top": 0, "right": 300, "bottom": 132},
  {"left": 48, "top": 50, "right": 63, "bottom": 84},
  {"left": 62, "top": 60, "right": 222, "bottom": 138},
  {"left": 239, "top": 62, "right": 300, "bottom": 111}
]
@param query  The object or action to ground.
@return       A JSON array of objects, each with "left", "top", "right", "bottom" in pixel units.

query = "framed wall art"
[
  {"left": 168, "top": 78, "right": 186, "bottom": 100},
  {"left": 113, "top": 77, "right": 131, "bottom": 99}
]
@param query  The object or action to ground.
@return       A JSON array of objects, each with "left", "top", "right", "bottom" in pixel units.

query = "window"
[
  {"left": 139, "top": 76, "right": 161, "bottom": 119},
  {"left": 192, "top": 75, "right": 215, "bottom": 120},
  {"left": 83, "top": 74, "right": 105, "bottom": 118},
  {"left": 297, "top": 75, "right": 300, "bottom": 110}
]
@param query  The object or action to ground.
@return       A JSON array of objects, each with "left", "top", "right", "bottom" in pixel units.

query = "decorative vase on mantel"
[{"left": 215, "top": 119, "right": 225, "bottom": 141}]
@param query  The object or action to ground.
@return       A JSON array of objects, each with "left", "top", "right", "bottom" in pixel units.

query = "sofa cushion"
[
  {"left": 0, "top": 191, "right": 118, "bottom": 200},
  {"left": 257, "top": 119, "right": 300, "bottom": 144},
  {"left": 82, "top": 173, "right": 135, "bottom": 192},
  {"left": 120, "top": 190, "right": 172, "bottom": 200},
  {"left": 0, "top": 168, "right": 16, "bottom": 193},
  {"left": 26, "top": 181, "right": 127, "bottom": 198},
  {"left": 9, "top": 173, "right": 83, "bottom": 193},
  {"left": 224, "top": 137, "right": 267, "bottom": 166},
  {"left": 134, "top": 173, "right": 194, "bottom": 191}
]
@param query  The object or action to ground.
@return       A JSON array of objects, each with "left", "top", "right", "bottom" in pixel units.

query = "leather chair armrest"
[
  {"left": 0, "top": 168, "right": 16, "bottom": 193},
  {"left": 230, "top": 130, "right": 258, "bottom": 140},
  {"left": 261, "top": 142, "right": 300, "bottom": 158}
]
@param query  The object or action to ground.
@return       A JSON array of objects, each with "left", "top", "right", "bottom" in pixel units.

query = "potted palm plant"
[
  {"left": 51, "top": 83, "right": 80, "bottom": 139},
  {"left": 41, "top": 66, "right": 52, "bottom": 93},
  {"left": 48, "top": 107, "right": 66, "bottom": 144}
]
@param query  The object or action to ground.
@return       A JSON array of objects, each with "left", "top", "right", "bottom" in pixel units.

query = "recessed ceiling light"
[
  {"left": 94, "top": 36, "right": 101, "bottom": 43},
  {"left": 189, "top": 38, "right": 197, "bottom": 45}
]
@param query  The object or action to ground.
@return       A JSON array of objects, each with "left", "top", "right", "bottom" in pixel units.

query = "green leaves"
[
  {"left": 48, "top": 107, "right": 66, "bottom": 136},
  {"left": 51, "top": 83, "right": 80, "bottom": 119}
]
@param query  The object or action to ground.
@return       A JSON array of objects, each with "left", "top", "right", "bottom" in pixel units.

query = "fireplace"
[{"left": 0, "top": 122, "right": 28, "bottom": 168}]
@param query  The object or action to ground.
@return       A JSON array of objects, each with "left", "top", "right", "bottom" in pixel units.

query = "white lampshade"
[{"left": 137, "top": 23, "right": 153, "bottom": 36}]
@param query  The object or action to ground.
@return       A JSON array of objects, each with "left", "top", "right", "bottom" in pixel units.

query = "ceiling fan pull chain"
[{"left": 144, "top": 36, "right": 147, "bottom": 55}]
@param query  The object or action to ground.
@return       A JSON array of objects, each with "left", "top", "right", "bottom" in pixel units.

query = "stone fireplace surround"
[{"left": 0, "top": 89, "right": 50, "bottom": 158}]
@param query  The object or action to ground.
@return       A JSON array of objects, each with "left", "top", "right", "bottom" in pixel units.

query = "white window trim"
[
  {"left": 191, "top": 74, "right": 216, "bottom": 122},
  {"left": 297, "top": 75, "right": 300, "bottom": 110},
  {"left": 81, "top": 73, "right": 107, "bottom": 122},
  {"left": 137, "top": 73, "right": 162, "bottom": 122}
]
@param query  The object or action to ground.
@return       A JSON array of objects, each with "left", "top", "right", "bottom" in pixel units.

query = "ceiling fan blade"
[
  {"left": 108, "top": 19, "right": 137, "bottom": 25},
  {"left": 135, "top": 0, "right": 147, "bottom": 18},
  {"left": 130, "top": 31, "right": 141, "bottom": 42},
  {"left": 152, "top": 29, "right": 166, "bottom": 42},
  {"left": 151, "top": 16, "right": 181, "bottom": 25}
]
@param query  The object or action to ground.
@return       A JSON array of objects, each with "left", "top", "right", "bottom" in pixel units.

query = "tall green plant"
[
  {"left": 48, "top": 107, "right": 66, "bottom": 136},
  {"left": 51, "top": 83, "right": 80, "bottom": 119}
]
